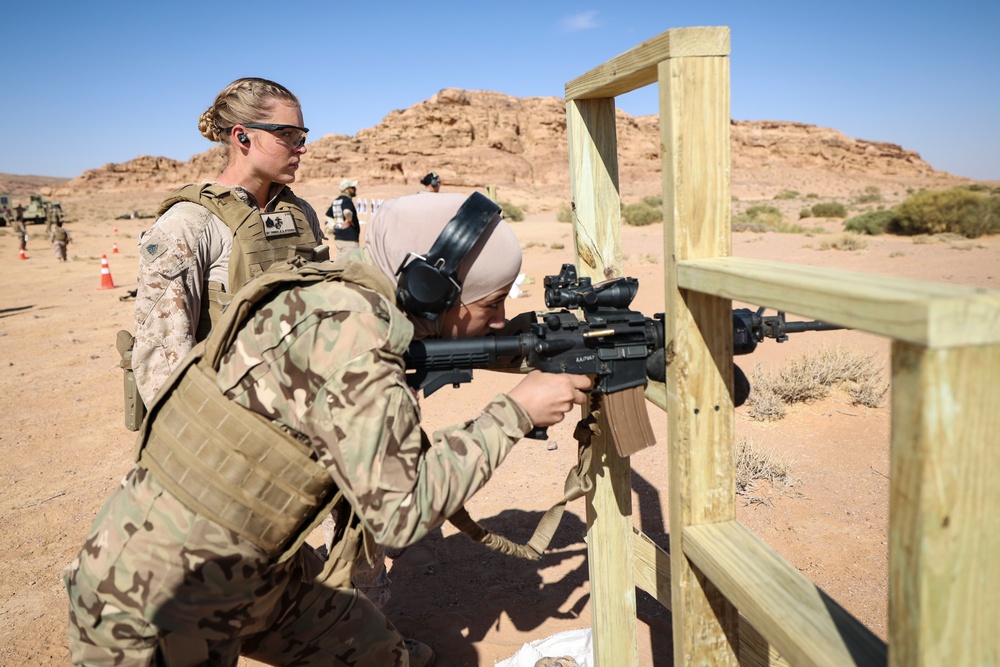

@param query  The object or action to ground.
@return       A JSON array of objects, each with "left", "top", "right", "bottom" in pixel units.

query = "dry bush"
[
  {"left": 844, "top": 379, "right": 889, "bottom": 408},
  {"left": 732, "top": 221, "right": 772, "bottom": 233},
  {"left": 774, "top": 356, "right": 831, "bottom": 403},
  {"left": 802, "top": 346, "right": 880, "bottom": 386},
  {"left": 819, "top": 233, "right": 869, "bottom": 251},
  {"left": 743, "top": 347, "right": 888, "bottom": 421},
  {"left": 745, "top": 365, "right": 788, "bottom": 421},
  {"left": 735, "top": 437, "right": 792, "bottom": 495}
]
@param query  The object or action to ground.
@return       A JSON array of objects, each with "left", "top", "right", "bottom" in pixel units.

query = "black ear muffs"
[
  {"left": 237, "top": 133, "right": 250, "bottom": 145},
  {"left": 395, "top": 192, "right": 501, "bottom": 320}
]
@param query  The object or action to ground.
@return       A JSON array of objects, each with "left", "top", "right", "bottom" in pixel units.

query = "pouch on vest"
[
  {"left": 134, "top": 257, "right": 401, "bottom": 564},
  {"left": 117, "top": 330, "right": 146, "bottom": 432}
]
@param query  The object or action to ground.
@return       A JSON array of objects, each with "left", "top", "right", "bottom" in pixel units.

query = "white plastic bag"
[{"left": 495, "top": 627, "right": 592, "bottom": 667}]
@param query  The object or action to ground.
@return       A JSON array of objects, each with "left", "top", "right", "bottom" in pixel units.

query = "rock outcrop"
[{"left": 56, "top": 88, "right": 967, "bottom": 202}]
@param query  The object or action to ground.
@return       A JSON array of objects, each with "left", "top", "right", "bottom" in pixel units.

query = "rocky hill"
[
  {"left": 54, "top": 88, "right": 968, "bottom": 206},
  {"left": 0, "top": 174, "right": 70, "bottom": 196}
]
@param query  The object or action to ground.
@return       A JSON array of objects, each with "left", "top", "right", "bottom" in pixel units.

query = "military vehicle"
[
  {"left": 0, "top": 193, "right": 11, "bottom": 227},
  {"left": 21, "top": 194, "right": 63, "bottom": 225}
]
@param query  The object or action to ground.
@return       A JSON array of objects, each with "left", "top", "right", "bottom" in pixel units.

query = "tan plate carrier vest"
[
  {"left": 134, "top": 258, "right": 395, "bottom": 566},
  {"left": 119, "top": 184, "right": 323, "bottom": 432},
  {"left": 156, "top": 182, "right": 319, "bottom": 339}
]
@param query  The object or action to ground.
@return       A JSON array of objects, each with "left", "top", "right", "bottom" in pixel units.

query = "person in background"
[
  {"left": 328, "top": 178, "right": 361, "bottom": 253},
  {"left": 130, "top": 77, "right": 324, "bottom": 407},
  {"left": 50, "top": 219, "right": 70, "bottom": 261},
  {"left": 13, "top": 212, "right": 28, "bottom": 255},
  {"left": 419, "top": 171, "right": 441, "bottom": 193},
  {"left": 63, "top": 191, "right": 590, "bottom": 667}
]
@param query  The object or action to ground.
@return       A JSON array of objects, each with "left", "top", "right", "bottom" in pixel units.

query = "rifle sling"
[{"left": 447, "top": 413, "right": 598, "bottom": 561}]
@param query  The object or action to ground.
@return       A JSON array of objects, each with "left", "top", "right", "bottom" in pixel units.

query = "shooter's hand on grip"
[{"left": 507, "top": 371, "right": 592, "bottom": 438}]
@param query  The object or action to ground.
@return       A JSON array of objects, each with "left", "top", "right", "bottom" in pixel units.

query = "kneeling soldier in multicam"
[{"left": 63, "top": 192, "right": 591, "bottom": 667}]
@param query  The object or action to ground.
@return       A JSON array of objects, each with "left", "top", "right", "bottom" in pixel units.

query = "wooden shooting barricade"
[{"left": 564, "top": 26, "right": 1000, "bottom": 667}]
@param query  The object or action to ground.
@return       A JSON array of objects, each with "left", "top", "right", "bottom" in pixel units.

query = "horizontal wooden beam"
[
  {"left": 633, "top": 529, "right": 671, "bottom": 604},
  {"left": 565, "top": 26, "right": 730, "bottom": 100},
  {"left": 678, "top": 257, "right": 1000, "bottom": 347},
  {"left": 684, "top": 520, "right": 887, "bottom": 667},
  {"left": 633, "top": 528, "right": 791, "bottom": 667}
]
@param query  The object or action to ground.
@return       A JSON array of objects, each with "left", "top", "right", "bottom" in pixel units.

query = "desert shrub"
[
  {"left": 805, "top": 193, "right": 820, "bottom": 199},
  {"left": 622, "top": 201, "right": 662, "bottom": 226},
  {"left": 819, "top": 233, "right": 869, "bottom": 251},
  {"left": 735, "top": 437, "right": 792, "bottom": 495},
  {"left": 854, "top": 186, "right": 883, "bottom": 204},
  {"left": 811, "top": 202, "right": 848, "bottom": 218},
  {"left": 641, "top": 195, "right": 663, "bottom": 208},
  {"left": 550, "top": 242, "right": 565, "bottom": 250},
  {"left": 498, "top": 201, "right": 524, "bottom": 222},
  {"left": 965, "top": 183, "right": 990, "bottom": 192},
  {"left": 889, "top": 187, "right": 1000, "bottom": 238},
  {"left": 745, "top": 366, "right": 787, "bottom": 422},
  {"left": 743, "top": 347, "right": 888, "bottom": 421},
  {"left": 735, "top": 205, "right": 783, "bottom": 227},
  {"left": 734, "top": 205, "right": 808, "bottom": 233},
  {"left": 774, "top": 189, "right": 800, "bottom": 200},
  {"left": 799, "top": 208, "right": 813, "bottom": 219},
  {"left": 844, "top": 209, "right": 894, "bottom": 235},
  {"left": 773, "top": 357, "right": 830, "bottom": 403},
  {"left": 844, "top": 379, "right": 889, "bottom": 408},
  {"left": 987, "top": 194, "right": 1000, "bottom": 230},
  {"left": 732, "top": 221, "right": 772, "bottom": 233},
  {"left": 557, "top": 204, "right": 573, "bottom": 223}
]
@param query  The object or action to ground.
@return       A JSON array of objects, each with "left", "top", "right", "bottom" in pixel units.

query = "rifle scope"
[{"left": 543, "top": 263, "right": 638, "bottom": 311}]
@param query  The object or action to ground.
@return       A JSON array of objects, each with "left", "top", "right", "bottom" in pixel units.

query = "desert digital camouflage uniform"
[
  {"left": 131, "top": 182, "right": 323, "bottom": 405},
  {"left": 50, "top": 224, "right": 70, "bottom": 261},
  {"left": 13, "top": 215, "right": 27, "bottom": 251},
  {"left": 64, "top": 255, "right": 533, "bottom": 666}
]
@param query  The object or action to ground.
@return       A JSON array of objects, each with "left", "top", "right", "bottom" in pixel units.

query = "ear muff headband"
[{"left": 395, "top": 192, "right": 502, "bottom": 320}]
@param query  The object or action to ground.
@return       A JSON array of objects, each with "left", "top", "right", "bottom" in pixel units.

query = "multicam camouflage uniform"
[
  {"left": 131, "top": 182, "right": 323, "bottom": 406},
  {"left": 64, "top": 256, "right": 533, "bottom": 666}
]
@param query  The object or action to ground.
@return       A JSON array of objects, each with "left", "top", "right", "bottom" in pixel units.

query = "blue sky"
[{"left": 4, "top": 1, "right": 998, "bottom": 180}]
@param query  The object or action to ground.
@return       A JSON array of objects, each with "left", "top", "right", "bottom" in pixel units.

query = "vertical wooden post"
[
  {"left": 660, "top": 43, "right": 741, "bottom": 666},
  {"left": 566, "top": 96, "right": 637, "bottom": 667},
  {"left": 889, "top": 343, "right": 1000, "bottom": 666}
]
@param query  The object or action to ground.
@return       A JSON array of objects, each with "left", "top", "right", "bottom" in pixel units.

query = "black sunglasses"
[
  {"left": 242, "top": 122, "right": 310, "bottom": 134},
  {"left": 228, "top": 123, "right": 310, "bottom": 148}
]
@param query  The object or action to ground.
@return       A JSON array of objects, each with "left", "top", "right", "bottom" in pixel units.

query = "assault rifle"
[{"left": 403, "top": 263, "right": 840, "bottom": 438}]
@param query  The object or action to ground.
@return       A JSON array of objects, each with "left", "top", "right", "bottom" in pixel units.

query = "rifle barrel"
[{"left": 782, "top": 321, "right": 842, "bottom": 334}]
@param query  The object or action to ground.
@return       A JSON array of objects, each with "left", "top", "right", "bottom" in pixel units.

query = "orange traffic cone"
[
  {"left": 98, "top": 254, "right": 116, "bottom": 290},
  {"left": 112, "top": 243, "right": 119, "bottom": 254},
  {"left": 18, "top": 248, "right": 27, "bottom": 260}
]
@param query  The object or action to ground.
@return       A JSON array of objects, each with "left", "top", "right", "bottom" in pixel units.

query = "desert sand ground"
[{"left": 1, "top": 182, "right": 997, "bottom": 665}]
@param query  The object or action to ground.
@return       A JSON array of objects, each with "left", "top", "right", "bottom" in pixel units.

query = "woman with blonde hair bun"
[{"left": 130, "top": 77, "right": 325, "bottom": 407}]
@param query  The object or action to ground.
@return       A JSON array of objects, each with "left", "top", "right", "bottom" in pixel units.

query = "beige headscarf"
[{"left": 366, "top": 192, "right": 522, "bottom": 313}]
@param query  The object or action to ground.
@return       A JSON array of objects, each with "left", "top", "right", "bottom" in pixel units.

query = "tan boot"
[{"left": 403, "top": 637, "right": 435, "bottom": 667}]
